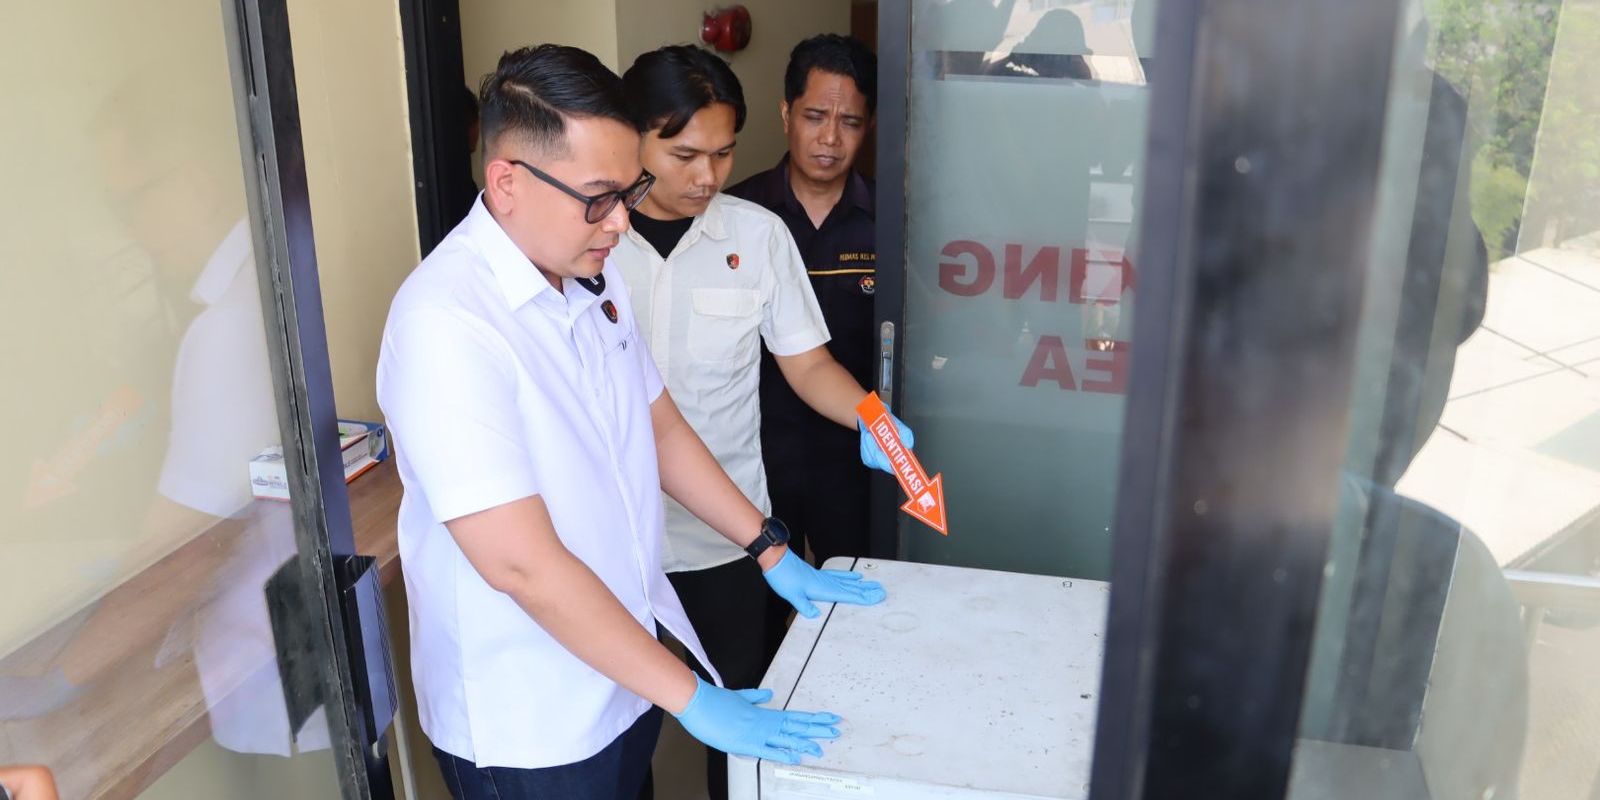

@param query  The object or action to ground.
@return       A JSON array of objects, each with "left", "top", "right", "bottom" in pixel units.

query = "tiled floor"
[
  {"left": 1396, "top": 230, "right": 1600, "bottom": 799},
  {"left": 1398, "top": 235, "right": 1600, "bottom": 566}
]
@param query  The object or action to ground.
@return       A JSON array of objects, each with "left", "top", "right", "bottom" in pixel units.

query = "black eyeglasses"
[{"left": 510, "top": 160, "right": 655, "bottom": 224}]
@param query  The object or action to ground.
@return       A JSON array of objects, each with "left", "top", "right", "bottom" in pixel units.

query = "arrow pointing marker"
[{"left": 857, "top": 392, "right": 948, "bottom": 535}]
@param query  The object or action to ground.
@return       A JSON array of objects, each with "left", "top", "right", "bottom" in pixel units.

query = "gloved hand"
[
  {"left": 674, "top": 675, "right": 841, "bottom": 765},
  {"left": 859, "top": 412, "right": 915, "bottom": 474},
  {"left": 764, "top": 549, "right": 886, "bottom": 618}
]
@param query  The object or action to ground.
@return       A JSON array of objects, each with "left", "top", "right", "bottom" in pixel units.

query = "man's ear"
[
  {"left": 483, "top": 156, "right": 518, "bottom": 214},
  {"left": 779, "top": 100, "right": 791, "bottom": 135}
]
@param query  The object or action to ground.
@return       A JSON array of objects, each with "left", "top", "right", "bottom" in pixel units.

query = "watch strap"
[{"left": 744, "top": 517, "right": 788, "bottom": 560}]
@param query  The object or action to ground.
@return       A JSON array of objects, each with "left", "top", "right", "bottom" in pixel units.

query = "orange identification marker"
[{"left": 857, "top": 392, "right": 948, "bottom": 535}]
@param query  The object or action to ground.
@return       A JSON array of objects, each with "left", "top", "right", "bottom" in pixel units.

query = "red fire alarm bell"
[{"left": 702, "top": 5, "right": 752, "bottom": 53}]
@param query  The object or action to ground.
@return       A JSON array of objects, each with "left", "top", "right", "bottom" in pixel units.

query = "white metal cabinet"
[{"left": 729, "top": 558, "right": 1108, "bottom": 799}]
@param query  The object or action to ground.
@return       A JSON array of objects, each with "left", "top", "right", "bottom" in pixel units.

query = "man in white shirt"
[
  {"left": 376, "top": 45, "right": 886, "bottom": 800},
  {"left": 614, "top": 46, "right": 914, "bottom": 800}
]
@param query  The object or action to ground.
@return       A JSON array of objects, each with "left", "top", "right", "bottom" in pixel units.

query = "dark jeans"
[
  {"left": 668, "top": 557, "right": 785, "bottom": 800},
  {"left": 432, "top": 706, "right": 662, "bottom": 800}
]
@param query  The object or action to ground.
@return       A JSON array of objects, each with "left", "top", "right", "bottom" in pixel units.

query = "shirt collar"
[
  {"left": 190, "top": 218, "right": 252, "bottom": 305},
  {"left": 461, "top": 194, "right": 559, "bottom": 311},
  {"left": 772, "top": 154, "right": 807, "bottom": 219},
  {"left": 842, "top": 169, "right": 875, "bottom": 219},
  {"left": 623, "top": 195, "right": 732, "bottom": 257},
  {"left": 772, "top": 154, "right": 874, "bottom": 223},
  {"left": 695, "top": 194, "right": 731, "bottom": 242},
  {"left": 556, "top": 272, "right": 602, "bottom": 321}
]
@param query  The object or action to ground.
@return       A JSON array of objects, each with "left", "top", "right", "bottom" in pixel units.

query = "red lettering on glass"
[
  {"left": 1020, "top": 335, "right": 1077, "bottom": 389},
  {"left": 1081, "top": 339, "right": 1129, "bottom": 394},
  {"left": 937, "top": 240, "right": 994, "bottom": 296},
  {"left": 1002, "top": 245, "right": 1061, "bottom": 301}
]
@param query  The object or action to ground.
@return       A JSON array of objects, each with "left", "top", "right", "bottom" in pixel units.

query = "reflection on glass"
[
  {"left": 0, "top": 4, "right": 336, "bottom": 798},
  {"left": 902, "top": 0, "right": 1154, "bottom": 578},
  {"left": 1293, "top": 1, "right": 1600, "bottom": 799}
]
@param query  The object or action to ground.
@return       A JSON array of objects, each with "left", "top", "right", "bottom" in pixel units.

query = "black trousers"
[
  {"left": 432, "top": 707, "right": 662, "bottom": 800},
  {"left": 767, "top": 455, "right": 873, "bottom": 568},
  {"left": 668, "top": 557, "right": 785, "bottom": 800}
]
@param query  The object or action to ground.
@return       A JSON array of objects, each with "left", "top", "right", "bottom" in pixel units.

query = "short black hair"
[
  {"left": 622, "top": 45, "right": 746, "bottom": 138},
  {"left": 784, "top": 34, "right": 877, "bottom": 115},
  {"left": 478, "top": 44, "right": 633, "bottom": 158}
]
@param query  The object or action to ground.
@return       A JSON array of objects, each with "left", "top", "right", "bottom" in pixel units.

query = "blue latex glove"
[
  {"left": 860, "top": 412, "right": 916, "bottom": 474},
  {"left": 674, "top": 675, "right": 842, "bottom": 764},
  {"left": 764, "top": 549, "right": 886, "bottom": 618}
]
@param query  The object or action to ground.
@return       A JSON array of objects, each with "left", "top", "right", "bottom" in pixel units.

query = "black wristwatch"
[{"left": 745, "top": 517, "right": 791, "bottom": 561}]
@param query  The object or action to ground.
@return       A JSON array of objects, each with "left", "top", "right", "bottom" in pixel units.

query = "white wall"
[
  {"left": 461, "top": 0, "right": 622, "bottom": 80},
  {"left": 458, "top": 0, "right": 853, "bottom": 185},
  {"left": 289, "top": 0, "right": 422, "bottom": 421}
]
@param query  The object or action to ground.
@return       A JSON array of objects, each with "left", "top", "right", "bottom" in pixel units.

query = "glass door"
[
  {"left": 874, "top": 1, "right": 1600, "bottom": 797},
  {"left": 1288, "top": 2, "right": 1600, "bottom": 798},
  {"left": 0, "top": 1, "right": 394, "bottom": 797},
  {"left": 880, "top": 0, "right": 1159, "bottom": 578}
]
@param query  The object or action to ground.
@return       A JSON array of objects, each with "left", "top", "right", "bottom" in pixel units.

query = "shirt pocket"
[
  {"left": 688, "top": 288, "right": 761, "bottom": 363},
  {"left": 596, "top": 322, "right": 652, "bottom": 439},
  {"left": 599, "top": 322, "right": 641, "bottom": 388}
]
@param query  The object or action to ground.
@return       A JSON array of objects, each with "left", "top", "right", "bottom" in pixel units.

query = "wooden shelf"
[
  {"left": 0, "top": 460, "right": 404, "bottom": 800},
  {"left": 349, "top": 459, "right": 404, "bottom": 587}
]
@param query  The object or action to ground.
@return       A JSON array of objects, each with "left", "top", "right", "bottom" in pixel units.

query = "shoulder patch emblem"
[
  {"left": 859, "top": 275, "right": 876, "bottom": 295},
  {"left": 726, "top": 253, "right": 740, "bottom": 269}
]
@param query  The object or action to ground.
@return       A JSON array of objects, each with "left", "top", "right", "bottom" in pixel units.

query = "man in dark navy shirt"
[{"left": 727, "top": 34, "right": 879, "bottom": 586}]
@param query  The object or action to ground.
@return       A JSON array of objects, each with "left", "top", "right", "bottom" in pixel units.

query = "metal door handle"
[{"left": 878, "top": 321, "right": 895, "bottom": 409}]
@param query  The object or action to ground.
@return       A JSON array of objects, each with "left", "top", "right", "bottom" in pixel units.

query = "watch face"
[
  {"left": 748, "top": 517, "right": 792, "bottom": 559},
  {"left": 764, "top": 517, "right": 791, "bottom": 544}
]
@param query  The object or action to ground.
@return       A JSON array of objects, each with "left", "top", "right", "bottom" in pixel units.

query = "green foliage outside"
[
  {"left": 1425, "top": 0, "right": 1561, "bottom": 260},
  {"left": 1521, "top": 5, "right": 1600, "bottom": 246}
]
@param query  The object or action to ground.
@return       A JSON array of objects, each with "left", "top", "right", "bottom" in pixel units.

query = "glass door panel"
[
  {"left": 0, "top": 3, "right": 350, "bottom": 797},
  {"left": 899, "top": 0, "right": 1158, "bottom": 577},
  {"left": 1291, "top": 3, "right": 1600, "bottom": 799}
]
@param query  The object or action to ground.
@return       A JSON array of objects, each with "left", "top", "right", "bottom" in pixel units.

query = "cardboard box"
[{"left": 248, "top": 420, "right": 388, "bottom": 501}]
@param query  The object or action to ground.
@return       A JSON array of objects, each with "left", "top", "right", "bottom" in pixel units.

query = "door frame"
[
  {"left": 1090, "top": 0, "right": 1404, "bottom": 795},
  {"left": 397, "top": 0, "right": 473, "bottom": 256},
  {"left": 868, "top": 0, "right": 912, "bottom": 561},
  {"left": 225, "top": 0, "right": 399, "bottom": 795}
]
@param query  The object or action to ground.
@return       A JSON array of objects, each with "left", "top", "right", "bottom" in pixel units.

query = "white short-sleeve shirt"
[
  {"left": 613, "top": 194, "right": 830, "bottom": 572},
  {"left": 376, "top": 198, "right": 717, "bottom": 769}
]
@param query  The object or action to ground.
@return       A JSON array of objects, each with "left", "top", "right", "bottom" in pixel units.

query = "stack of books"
[{"left": 248, "top": 420, "right": 389, "bottom": 501}]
